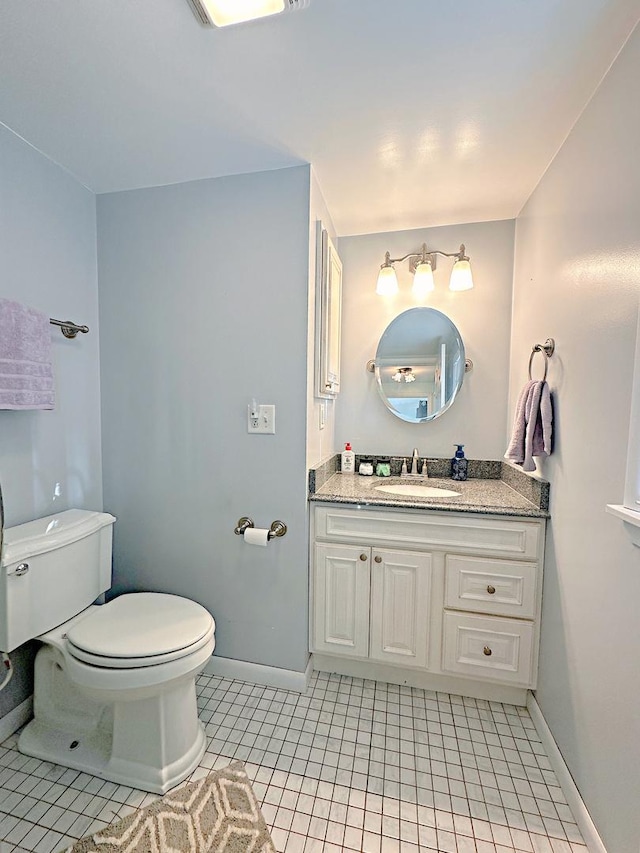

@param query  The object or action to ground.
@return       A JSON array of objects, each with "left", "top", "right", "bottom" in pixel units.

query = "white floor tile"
[{"left": 0, "top": 673, "right": 587, "bottom": 853}]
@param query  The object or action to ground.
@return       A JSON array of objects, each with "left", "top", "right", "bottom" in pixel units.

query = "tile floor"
[{"left": 0, "top": 671, "right": 588, "bottom": 853}]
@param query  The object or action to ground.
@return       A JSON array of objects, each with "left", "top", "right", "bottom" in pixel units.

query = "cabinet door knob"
[
  {"left": 374, "top": 555, "right": 382, "bottom": 563},
  {"left": 487, "top": 585, "right": 496, "bottom": 595},
  {"left": 483, "top": 646, "right": 493, "bottom": 656},
  {"left": 360, "top": 553, "right": 368, "bottom": 561}
]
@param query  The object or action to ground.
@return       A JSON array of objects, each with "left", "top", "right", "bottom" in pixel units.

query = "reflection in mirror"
[{"left": 374, "top": 308, "right": 465, "bottom": 423}]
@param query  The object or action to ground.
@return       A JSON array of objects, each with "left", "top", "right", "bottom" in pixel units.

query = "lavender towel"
[
  {"left": 505, "top": 380, "right": 552, "bottom": 472},
  {"left": 0, "top": 298, "right": 55, "bottom": 410}
]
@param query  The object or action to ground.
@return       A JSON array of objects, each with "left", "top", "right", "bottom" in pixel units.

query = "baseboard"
[
  {"left": 312, "top": 653, "right": 529, "bottom": 706},
  {"left": 0, "top": 695, "right": 33, "bottom": 745},
  {"left": 527, "top": 693, "right": 607, "bottom": 853},
  {"left": 204, "top": 655, "right": 312, "bottom": 693}
]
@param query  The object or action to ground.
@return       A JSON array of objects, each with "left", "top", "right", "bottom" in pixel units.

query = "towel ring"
[{"left": 528, "top": 338, "right": 555, "bottom": 381}]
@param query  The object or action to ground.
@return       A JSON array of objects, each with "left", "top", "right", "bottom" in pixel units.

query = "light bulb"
[
  {"left": 376, "top": 265, "right": 399, "bottom": 296},
  {"left": 412, "top": 261, "right": 435, "bottom": 298},
  {"left": 449, "top": 259, "right": 474, "bottom": 291},
  {"left": 198, "top": 0, "right": 285, "bottom": 27}
]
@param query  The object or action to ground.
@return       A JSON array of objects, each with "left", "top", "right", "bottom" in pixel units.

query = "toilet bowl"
[
  {"left": 21, "top": 593, "right": 215, "bottom": 793},
  {"left": 0, "top": 510, "right": 216, "bottom": 794}
]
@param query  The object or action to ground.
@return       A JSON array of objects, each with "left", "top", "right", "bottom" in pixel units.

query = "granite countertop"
[{"left": 309, "top": 461, "right": 549, "bottom": 519}]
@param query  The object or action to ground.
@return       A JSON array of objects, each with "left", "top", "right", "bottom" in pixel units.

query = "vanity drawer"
[
  {"left": 445, "top": 555, "right": 537, "bottom": 618},
  {"left": 442, "top": 612, "right": 534, "bottom": 686},
  {"left": 314, "top": 506, "right": 542, "bottom": 559}
]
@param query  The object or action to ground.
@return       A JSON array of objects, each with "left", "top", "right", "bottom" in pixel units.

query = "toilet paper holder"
[{"left": 234, "top": 517, "right": 287, "bottom": 540}]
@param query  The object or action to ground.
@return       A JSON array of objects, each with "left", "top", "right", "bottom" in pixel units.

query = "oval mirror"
[{"left": 374, "top": 307, "right": 466, "bottom": 423}]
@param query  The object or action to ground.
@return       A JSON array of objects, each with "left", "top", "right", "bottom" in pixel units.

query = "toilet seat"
[{"left": 66, "top": 592, "right": 215, "bottom": 669}]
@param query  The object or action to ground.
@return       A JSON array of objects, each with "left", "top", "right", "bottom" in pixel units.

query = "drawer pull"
[
  {"left": 487, "top": 585, "right": 496, "bottom": 595},
  {"left": 374, "top": 555, "right": 382, "bottom": 563},
  {"left": 483, "top": 646, "right": 493, "bottom": 656},
  {"left": 360, "top": 553, "right": 368, "bottom": 562}
]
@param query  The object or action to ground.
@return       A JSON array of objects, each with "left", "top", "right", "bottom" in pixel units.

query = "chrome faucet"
[{"left": 403, "top": 449, "right": 428, "bottom": 477}]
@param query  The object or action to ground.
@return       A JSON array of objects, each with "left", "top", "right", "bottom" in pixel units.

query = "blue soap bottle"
[{"left": 451, "top": 444, "right": 468, "bottom": 481}]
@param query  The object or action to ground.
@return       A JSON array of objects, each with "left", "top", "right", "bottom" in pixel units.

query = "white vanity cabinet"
[{"left": 310, "top": 504, "right": 546, "bottom": 702}]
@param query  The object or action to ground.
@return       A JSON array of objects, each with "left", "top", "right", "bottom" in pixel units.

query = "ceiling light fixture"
[
  {"left": 392, "top": 367, "right": 416, "bottom": 383},
  {"left": 186, "top": 0, "right": 309, "bottom": 27},
  {"left": 376, "top": 243, "right": 474, "bottom": 296}
]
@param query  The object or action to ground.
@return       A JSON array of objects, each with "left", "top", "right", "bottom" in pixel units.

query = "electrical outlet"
[
  {"left": 248, "top": 398, "right": 260, "bottom": 430},
  {"left": 248, "top": 403, "right": 276, "bottom": 434},
  {"left": 319, "top": 401, "right": 326, "bottom": 430}
]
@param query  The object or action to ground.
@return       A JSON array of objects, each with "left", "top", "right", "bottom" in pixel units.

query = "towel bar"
[
  {"left": 50, "top": 318, "right": 89, "bottom": 339},
  {"left": 528, "top": 338, "right": 555, "bottom": 381}
]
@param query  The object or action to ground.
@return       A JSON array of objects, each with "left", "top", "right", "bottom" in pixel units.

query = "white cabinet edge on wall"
[{"left": 315, "top": 222, "right": 343, "bottom": 398}]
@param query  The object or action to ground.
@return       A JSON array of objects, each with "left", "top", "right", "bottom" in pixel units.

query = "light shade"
[
  {"left": 392, "top": 367, "right": 416, "bottom": 383},
  {"left": 197, "top": 0, "right": 285, "bottom": 26},
  {"left": 412, "top": 261, "right": 435, "bottom": 298},
  {"left": 449, "top": 259, "right": 474, "bottom": 291},
  {"left": 376, "top": 265, "right": 399, "bottom": 296}
]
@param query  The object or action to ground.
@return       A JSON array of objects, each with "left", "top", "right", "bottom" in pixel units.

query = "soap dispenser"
[
  {"left": 341, "top": 442, "right": 355, "bottom": 473},
  {"left": 451, "top": 444, "right": 468, "bottom": 481}
]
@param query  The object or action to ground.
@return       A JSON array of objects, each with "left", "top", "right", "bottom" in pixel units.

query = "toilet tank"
[{"left": 0, "top": 509, "right": 116, "bottom": 652}]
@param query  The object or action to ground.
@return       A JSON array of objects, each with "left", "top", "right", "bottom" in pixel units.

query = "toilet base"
[
  {"left": 19, "top": 645, "right": 209, "bottom": 794},
  {"left": 18, "top": 717, "right": 207, "bottom": 794}
]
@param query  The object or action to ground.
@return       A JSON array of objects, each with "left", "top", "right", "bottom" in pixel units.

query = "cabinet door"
[
  {"left": 315, "top": 225, "right": 343, "bottom": 398},
  {"left": 313, "top": 543, "right": 370, "bottom": 657},
  {"left": 369, "top": 549, "right": 432, "bottom": 668}
]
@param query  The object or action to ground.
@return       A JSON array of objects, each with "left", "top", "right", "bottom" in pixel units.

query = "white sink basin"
[{"left": 374, "top": 483, "right": 461, "bottom": 498}]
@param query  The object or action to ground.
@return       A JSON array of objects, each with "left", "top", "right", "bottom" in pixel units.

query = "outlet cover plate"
[{"left": 248, "top": 404, "right": 275, "bottom": 434}]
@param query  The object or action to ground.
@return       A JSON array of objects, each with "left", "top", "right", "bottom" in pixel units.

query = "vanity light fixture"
[
  {"left": 392, "top": 367, "right": 416, "bottom": 383},
  {"left": 376, "top": 243, "right": 474, "bottom": 296},
  {"left": 186, "top": 0, "right": 308, "bottom": 27}
]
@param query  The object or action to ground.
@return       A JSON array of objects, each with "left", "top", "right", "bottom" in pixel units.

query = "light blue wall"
[
  {"left": 0, "top": 123, "right": 102, "bottom": 717},
  {"left": 510, "top": 25, "right": 640, "bottom": 853},
  {"left": 336, "top": 219, "right": 515, "bottom": 460},
  {"left": 97, "top": 165, "right": 311, "bottom": 674}
]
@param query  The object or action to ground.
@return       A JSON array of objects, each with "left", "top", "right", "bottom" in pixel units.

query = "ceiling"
[{"left": 1, "top": 1, "right": 638, "bottom": 236}]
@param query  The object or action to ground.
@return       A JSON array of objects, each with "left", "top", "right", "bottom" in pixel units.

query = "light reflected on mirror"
[{"left": 392, "top": 367, "right": 416, "bottom": 383}]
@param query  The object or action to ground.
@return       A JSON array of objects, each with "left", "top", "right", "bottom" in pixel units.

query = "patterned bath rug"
[{"left": 61, "top": 761, "right": 275, "bottom": 853}]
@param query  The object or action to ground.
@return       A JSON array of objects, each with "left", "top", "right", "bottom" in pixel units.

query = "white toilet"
[{"left": 0, "top": 509, "right": 216, "bottom": 794}]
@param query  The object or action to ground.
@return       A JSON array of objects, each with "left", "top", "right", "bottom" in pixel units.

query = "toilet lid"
[{"left": 66, "top": 593, "right": 214, "bottom": 661}]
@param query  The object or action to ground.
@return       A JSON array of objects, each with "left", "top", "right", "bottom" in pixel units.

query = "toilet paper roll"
[{"left": 244, "top": 527, "right": 270, "bottom": 547}]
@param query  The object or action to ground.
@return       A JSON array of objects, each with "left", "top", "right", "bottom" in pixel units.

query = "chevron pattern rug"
[{"left": 62, "top": 762, "right": 275, "bottom": 853}]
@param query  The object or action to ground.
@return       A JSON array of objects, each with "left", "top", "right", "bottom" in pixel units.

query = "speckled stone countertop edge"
[
  {"left": 501, "top": 460, "right": 550, "bottom": 511},
  {"left": 309, "top": 490, "right": 549, "bottom": 519}
]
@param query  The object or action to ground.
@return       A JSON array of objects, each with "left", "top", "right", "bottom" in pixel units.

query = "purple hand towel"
[
  {"left": 0, "top": 298, "right": 55, "bottom": 410},
  {"left": 504, "top": 380, "right": 535, "bottom": 466},
  {"left": 505, "top": 379, "right": 552, "bottom": 471},
  {"left": 529, "top": 381, "right": 552, "bottom": 466}
]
